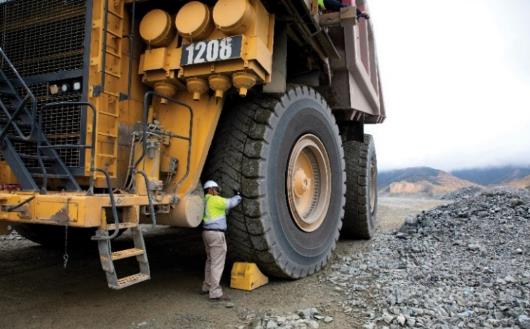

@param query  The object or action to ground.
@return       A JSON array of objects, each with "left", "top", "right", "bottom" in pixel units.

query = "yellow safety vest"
[
  {"left": 203, "top": 194, "right": 229, "bottom": 223},
  {"left": 318, "top": 0, "right": 325, "bottom": 9}
]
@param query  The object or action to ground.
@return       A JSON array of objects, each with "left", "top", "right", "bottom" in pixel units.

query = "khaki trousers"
[{"left": 202, "top": 231, "right": 227, "bottom": 299}]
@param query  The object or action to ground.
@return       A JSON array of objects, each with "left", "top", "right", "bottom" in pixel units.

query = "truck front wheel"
[{"left": 205, "top": 86, "right": 346, "bottom": 278}]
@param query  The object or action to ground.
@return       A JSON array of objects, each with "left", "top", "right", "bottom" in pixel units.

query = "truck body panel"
[{"left": 0, "top": 0, "right": 385, "bottom": 288}]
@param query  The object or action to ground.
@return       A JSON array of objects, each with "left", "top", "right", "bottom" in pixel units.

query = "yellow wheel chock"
[{"left": 230, "top": 262, "right": 269, "bottom": 291}]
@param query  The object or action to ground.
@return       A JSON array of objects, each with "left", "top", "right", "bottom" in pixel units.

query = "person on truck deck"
[
  {"left": 201, "top": 180, "right": 242, "bottom": 301},
  {"left": 318, "top": 0, "right": 346, "bottom": 11},
  {"left": 318, "top": 0, "right": 370, "bottom": 19}
]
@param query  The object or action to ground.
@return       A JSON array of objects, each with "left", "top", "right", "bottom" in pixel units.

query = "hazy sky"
[{"left": 365, "top": 0, "right": 530, "bottom": 171}]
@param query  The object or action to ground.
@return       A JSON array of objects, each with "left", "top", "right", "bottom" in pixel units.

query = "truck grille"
[
  {"left": 0, "top": 0, "right": 87, "bottom": 77},
  {"left": 0, "top": 0, "right": 88, "bottom": 170},
  {"left": 0, "top": 84, "right": 83, "bottom": 168}
]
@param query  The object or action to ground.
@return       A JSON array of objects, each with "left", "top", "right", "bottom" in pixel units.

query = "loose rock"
[{"left": 325, "top": 188, "right": 530, "bottom": 329}]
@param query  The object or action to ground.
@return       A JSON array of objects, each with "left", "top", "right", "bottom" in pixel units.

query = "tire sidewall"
[
  {"left": 265, "top": 92, "right": 344, "bottom": 268},
  {"left": 365, "top": 136, "right": 378, "bottom": 233}
]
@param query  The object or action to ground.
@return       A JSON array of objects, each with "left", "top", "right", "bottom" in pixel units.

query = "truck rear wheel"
[
  {"left": 205, "top": 86, "right": 345, "bottom": 278},
  {"left": 341, "top": 135, "right": 378, "bottom": 239}
]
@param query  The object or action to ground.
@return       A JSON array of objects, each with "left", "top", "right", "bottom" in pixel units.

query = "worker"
[
  {"left": 318, "top": 0, "right": 346, "bottom": 11},
  {"left": 318, "top": 0, "right": 370, "bottom": 20},
  {"left": 201, "top": 180, "right": 242, "bottom": 301}
]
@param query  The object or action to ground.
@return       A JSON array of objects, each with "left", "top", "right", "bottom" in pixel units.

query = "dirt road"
[{"left": 0, "top": 196, "right": 445, "bottom": 329}]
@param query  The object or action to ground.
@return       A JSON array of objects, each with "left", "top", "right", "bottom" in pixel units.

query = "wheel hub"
[
  {"left": 293, "top": 168, "right": 311, "bottom": 197},
  {"left": 287, "top": 134, "right": 331, "bottom": 232}
]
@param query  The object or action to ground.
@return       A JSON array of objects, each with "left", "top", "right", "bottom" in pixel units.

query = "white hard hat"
[{"left": 203, "top": 180, "right": 219, "bottom": 190}]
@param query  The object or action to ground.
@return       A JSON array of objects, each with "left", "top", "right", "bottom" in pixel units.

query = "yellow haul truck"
[{"left": 0, "top": 0, "right": 385, "bottom": 289}]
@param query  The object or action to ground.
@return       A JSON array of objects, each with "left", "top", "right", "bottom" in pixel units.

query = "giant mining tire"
[
  {"left": 204, "top": 86, "right": 346, "bottom": 278},
  {"left": 14, "top": 224, "right": 97, "bottom": 248},
  {"left": 341, "top": 134, "right": 378, "bottom": 239}
]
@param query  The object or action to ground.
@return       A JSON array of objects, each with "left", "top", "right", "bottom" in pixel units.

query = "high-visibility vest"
[
  {"left": 318, "top": 0, "right": 325, "bottom": 9},
  {"left": 203, "top": 194, "right": 229, "bottom": 223}
]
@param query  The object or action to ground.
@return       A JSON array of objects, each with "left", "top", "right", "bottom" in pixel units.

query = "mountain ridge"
[
  {"left": 378, "top": 165, "right": 530, "bottom": 196},
  {"left": 378, "top": 167, "right": 476, "bottom": 196},
  {"left": 451, "top": 165, "right": 530, "bottom": 185}
]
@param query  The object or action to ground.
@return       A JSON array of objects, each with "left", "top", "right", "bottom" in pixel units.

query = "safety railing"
[
  {"left": 41, "top": 102, "right": 98, "bottom": 194},
  {"left": 0, "top": 47, "right": 37, "bottom": 143},
  {"left": 142, "top": 91, "right": 193, "bottom": 189}
]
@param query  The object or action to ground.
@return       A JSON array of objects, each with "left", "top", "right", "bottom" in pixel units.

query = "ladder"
[
  {"left": 92, "top": 169, "right": 150, "bottom": 289},
  {"left": 96, "top": 224, "right": 150, "bottom": 289},
  {"left": 91, "top": 0, "right": 128, "bottom": 178},
  {"left": 0, "top": 47, "right": 80, "bottom": 192}
]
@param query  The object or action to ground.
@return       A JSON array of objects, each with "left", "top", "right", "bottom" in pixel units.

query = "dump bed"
[{"left": 264, "top": 0, "right": 385, "bottom": 123}]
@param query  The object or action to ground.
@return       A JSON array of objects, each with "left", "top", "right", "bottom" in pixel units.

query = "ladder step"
[
  {"left": 107, "top": 222, "right": 138, "bottom": 230},
  {"left": 105, "top": 49, "right": 122, "bottom": 58},
  {"left": 106, "top": 28, "right": 122, "bottom": 38},
  {"left": 111, "top": 273, "right": 150, "bottom": 290},
  {"left": 111, "top": 248, "right": 144, "bottom": 261},
  {"left": 104, "top": 70, "right": 121, "bottom": 79},
  {"left": 107, "top": 9, "right": 124, "bottom": 19},
  {"left": 32, "top": 173, "right": 70, "bottom": 179},
  {"left": 19, "top": 154, "right": 53, "bottom": 161}
]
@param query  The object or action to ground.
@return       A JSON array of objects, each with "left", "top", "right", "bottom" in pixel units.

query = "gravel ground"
[
  {"left": 441, "top": 186, "right": 484, "bottom": 200},
  {"left": 0, "top": 196, "right": 440, "bottom": 329},
  {"left": 0, "top": 230, "right": 22, "bottom": 241},
  {"left": 247, "top": 189, "right": 530, "bottom": 329},
  {"left": 4, "top": 192, "right": 526, "bottom": 329},
  {"left": 324, "top": 189, "right": 530, "bottom": 329}
]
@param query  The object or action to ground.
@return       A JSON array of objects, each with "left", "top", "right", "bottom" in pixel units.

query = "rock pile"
[
  {"left": 441, "top": 186, "right": 484, "bottom": 200},
  {"left": 326, "top": 189, "right": 530, "bottom": 328}
]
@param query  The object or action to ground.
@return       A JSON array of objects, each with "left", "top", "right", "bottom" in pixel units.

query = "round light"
[
  {"left": 213, "top": 0, "right": 254, "bottom": 34},
  {"left": 49, "top": 84, "right": 59, "bottom": 95},
  {"left": 139, "top": 9, "right": 175, "bottom": 47},
  {"left": 61, "top": 84, "right": 69, "bottom": 93},
  {"left": 175, "top": 1, "right": 213, "bottom": 40},
  {"left": 73, "top": 82, "right": 81, "bottom": 91}
]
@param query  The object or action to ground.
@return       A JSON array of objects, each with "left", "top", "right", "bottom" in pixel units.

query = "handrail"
[
  {"left": 91, "top": 168, "right": 121, "bottom": 241},
  {"left": 142, "top": 91, "right": 193, "bottom": 189},
  {"left": 126, "top": 0, "right": 137, "bottom": 101},
  {"left": 93, "top": 0, "right": 110, "bottom": 97},
  {"left": 42, "top": 102, "right": 98, "bottom": 195},
  {"left": 0, "top": 47, "right": 37, "bottom": 142},
  {"left": 0, "top": 94, "right": 32, "bottom": 141}
]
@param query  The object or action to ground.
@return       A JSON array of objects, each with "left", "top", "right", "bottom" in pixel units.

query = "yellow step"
[
  {"left": 111, "top": 273, "right": 150, "bottom": 290},
  {"left": 107, "top": 222, "right": 137, "bottom": 231},
  {"left": 112, "top": 248, "right": 144, "bottom": 261}
]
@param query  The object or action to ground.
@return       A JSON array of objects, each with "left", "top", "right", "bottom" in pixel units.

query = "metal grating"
[
  {"left": 0, "top": 84, "right": 83, "bottom": 168},
  {"left": 0, "top": 0, "right": 87, "bottom": 77},
  {"left": 0, "top": 0, "right": 88, "bottom": 169},
  {"left": 35, "top": 84, "right": 83, "bottom": 168}
]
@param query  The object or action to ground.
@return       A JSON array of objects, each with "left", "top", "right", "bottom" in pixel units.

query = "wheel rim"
[
  {"left": 287, "top": 134, "right": 331, "bottom": 232},
  {"left": 369, "top": 158, "right": 377, "bottom": 214}
]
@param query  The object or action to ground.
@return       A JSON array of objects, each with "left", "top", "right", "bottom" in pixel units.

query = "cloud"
[{"left": 366, "top": 0, "right": 530, "bottom": 171}]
